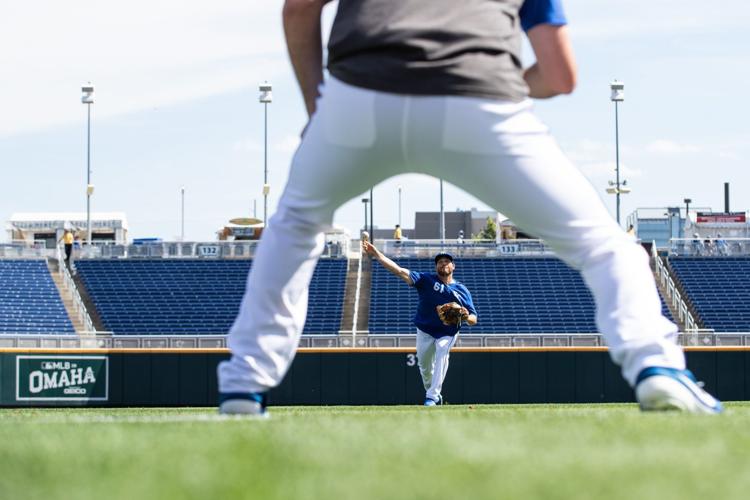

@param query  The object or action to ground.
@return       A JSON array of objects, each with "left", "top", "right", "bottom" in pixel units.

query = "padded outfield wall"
[{"left": 1, "top": 348, "right": 749, "bottom": 407}]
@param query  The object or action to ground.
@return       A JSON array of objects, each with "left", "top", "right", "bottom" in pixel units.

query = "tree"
[{"left": 473, "top": 217, "right": 497, "bottom": 240}]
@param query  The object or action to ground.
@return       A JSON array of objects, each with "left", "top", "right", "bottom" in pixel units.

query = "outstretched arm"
[
  {"left": 524, "top": 24, "right": 577, "bottom": 98},
  {"left": 362, "top": 240, "right": 414, "bottom": 285}
]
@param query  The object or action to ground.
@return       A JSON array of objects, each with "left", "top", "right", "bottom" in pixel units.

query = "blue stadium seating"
[
  {"left": 369, "top": 257, "right": 674, "bottom": 334},
  {"left": 668, "top": 256, "right": 750, "bottom": 332},
  {"left": 75, "top": 259, "right": 347, "bottom": 335},
  {"left": 0, "top": 259, "right": 75, "bottom": 334}
]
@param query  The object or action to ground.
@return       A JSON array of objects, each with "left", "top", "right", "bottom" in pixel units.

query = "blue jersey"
[
  {"left": 409, "top": 271, "right": 477, "bottom": 338},
  {"left": 520, "top": 0, "right": 568, "bottom": 32}
]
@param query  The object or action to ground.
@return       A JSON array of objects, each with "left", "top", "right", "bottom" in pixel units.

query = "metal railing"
[
  {"left": 39, "top": 238, "right": 552, "bottom": 260},
  {"left": 670, "top": 237, "right": 750, "bottom": 257},
  {"left": 55, "top": 246, "right": 96, "bottom": 332},
  {"left": 0, "top": 240, "right": 55, "bottom": 258},
  {"left": 1, "top": 332, "right": 749, "bottom": 349},
  {"left": 378, "top": 239, "right": 552, "bottom": 258},
  {"left": 74, "top": 239, "right": 350, "bottom": 260},
  {"left": 652, "top": 243, "right": 698, "bottom": 331}
]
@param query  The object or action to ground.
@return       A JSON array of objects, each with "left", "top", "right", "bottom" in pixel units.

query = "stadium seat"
[
  {"left": 369, "top": 257, "right": 674, "bottom": 334},
  {"left": 0, "top": 259, "right": 75, "bottom": 334},
  {"left": 75, "top": 259, "right": 347, "bottom": 335},
  {"left": 668, "top": 256, "right": 750, "bottom": 332}
]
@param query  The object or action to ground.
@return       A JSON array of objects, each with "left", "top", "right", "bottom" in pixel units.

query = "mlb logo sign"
[{"left": 16, "top": 355, "right": 109, "bottom": 401}]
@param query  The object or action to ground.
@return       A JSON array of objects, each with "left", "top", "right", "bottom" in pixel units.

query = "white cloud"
[
  {"left": 718, "top": 151, "right": 740, "bottom": 160},
  {"left": 274, "top": 134, "right": 301, "bottom": 154},
  {"left": 579, "top": 161, "right": 642, "bottom": 180},
  {"left": 0, "top": 0, "right": 288, "bottom": 137},
  {"left": 233, "top": 138, "right": 262, "bottom": 152},
  {"left": 646, "top": 140, "right": 701, "bottom": 154},
  {"left": 567, "top": 0, "right": 746, "bottom": 40}
]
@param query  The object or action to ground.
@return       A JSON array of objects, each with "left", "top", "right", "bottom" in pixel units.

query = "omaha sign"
[{"left": 16, "top": 356, "right": 109, "bottom": 401}]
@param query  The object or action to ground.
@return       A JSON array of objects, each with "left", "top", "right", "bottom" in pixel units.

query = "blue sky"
[{"left": 1, "top": 0, "right": 748, "bottom": 241}]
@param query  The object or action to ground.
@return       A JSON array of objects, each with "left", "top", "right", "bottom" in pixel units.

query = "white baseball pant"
[
  {"left": 218, "top": 77, "right": 683, "bottom": 395},
  {"left": 417, "top": 329, "right": 458, "bottom": 402}
]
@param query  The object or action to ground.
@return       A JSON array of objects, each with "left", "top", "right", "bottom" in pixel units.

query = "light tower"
[
  {"left": 259, "top": 82, "right": 272, "bottom": 227},
  {"left": 81, "top": 83, "right": 95, "bottom": 245},
  {"left": 606, "top": 80, "right": 630, "bottom": 225}
]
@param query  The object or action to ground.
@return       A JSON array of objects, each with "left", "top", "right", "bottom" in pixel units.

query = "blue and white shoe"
[
  {"left": 219, "top": 392, "right": 269, "bottom": 417},
  {"left": 635, "top": 367, "right": 723, "bottom": 414},
  {"left": 423, "top": 396, "right": 443, "bottom": 407}
]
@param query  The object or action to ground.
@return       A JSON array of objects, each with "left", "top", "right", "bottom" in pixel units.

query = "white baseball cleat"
[
  {"left": 635, "top": 367, "right": 723, "bottom": 414},
  {"left": 219, "top": 393, "right": 269, "bottom": 418}
]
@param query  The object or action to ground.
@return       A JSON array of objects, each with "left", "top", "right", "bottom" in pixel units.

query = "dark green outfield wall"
[{"left": 1, "top": 349, "right": 748, "bottom": 407}]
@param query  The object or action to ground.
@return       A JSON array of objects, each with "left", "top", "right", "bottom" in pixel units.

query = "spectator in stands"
[
  {"left": 456, "top": 230, "right": 465, "bottom": 256},
  {"left": 58, "top": 229, "right": 74, "bottom": 265},
  {"left": 703, "top": 237, "right": 715, "bottom": 256},
  {"left": 363, "top": 242, "right": 477, "bottom": 405},
  {"left": 217, "top": 0, "right": 722, "bottom": 416},
  {"left": 716, "top": 234, "right": 729, "bottom": 256},
  {"left": 393, "top": 224, "right": 403, "bottom": 241},
  {"left": 691, "top": 233, "right": 704, "bottom": 255}
]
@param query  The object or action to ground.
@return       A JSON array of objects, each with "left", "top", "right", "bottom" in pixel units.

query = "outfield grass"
[{"left": 1, "top": 403, "right": 749, "bottom": 500}]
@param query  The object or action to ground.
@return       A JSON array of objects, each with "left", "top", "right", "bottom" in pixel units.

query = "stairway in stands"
[{"left": 46, "top": 259, "right": 86, "bottom": 332}]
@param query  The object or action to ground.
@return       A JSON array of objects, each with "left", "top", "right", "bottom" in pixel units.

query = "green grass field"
[{"left": 2, "top": 403, "right": 749, "bottom": 500}]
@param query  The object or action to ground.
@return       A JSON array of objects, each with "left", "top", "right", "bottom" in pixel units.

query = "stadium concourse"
[{"left": 2, "top": 237, "right": 750, "bottom": 347}]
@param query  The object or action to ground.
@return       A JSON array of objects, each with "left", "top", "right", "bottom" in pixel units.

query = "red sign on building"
[{"left": 696, "top": 212, "right": 746, "bottom": 223}]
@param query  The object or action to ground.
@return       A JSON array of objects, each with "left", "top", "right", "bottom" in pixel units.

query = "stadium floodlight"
[
  {"left": 259, "top": 83, "right": 273, "bottom": 104},
  {"left": 81, "top": 85, "right": 95, "bottom": 104},
  {"left": 606, "top": 180, "right": 631, "bottom": 195},
  {"left": 607, "top": 80, "right": 626, "bottom": 225},
  {"left": 82, "top": 83, "right": 94, "bottom": 245},
  {"left": 259, "top": 82, "right": 272, "bottom": 227},
  {"left": 610, "top": 80, "right": 624, "bottom": 102}
]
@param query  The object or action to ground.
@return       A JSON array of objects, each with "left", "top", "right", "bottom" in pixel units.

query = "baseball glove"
[{"left": 436, "top": 302, "right": 468, "bottom": 326}]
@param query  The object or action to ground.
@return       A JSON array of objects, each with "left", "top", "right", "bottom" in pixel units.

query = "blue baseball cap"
[{"left": 434, "top": 252, "right": 454, "bottom": 263}]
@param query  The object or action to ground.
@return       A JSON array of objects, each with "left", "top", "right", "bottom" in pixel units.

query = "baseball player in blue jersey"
[
  {"left": 363, "top": 242, "right": 477, "bottom": 405},
  {"left": 218, "top": 0, "right": 722, "bottom": 415}
]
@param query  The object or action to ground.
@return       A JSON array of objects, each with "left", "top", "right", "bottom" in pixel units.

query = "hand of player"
[{"left": 361, "top": 240, "right": 379, "bottom": 258}]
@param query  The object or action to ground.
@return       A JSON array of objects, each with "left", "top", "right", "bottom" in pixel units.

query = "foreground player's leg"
[
  {"left": 218, "top": 79, "right": 404, "bottom": 414},
  {"left": 418, "top": 96, "right": 721, "bottom": 413}
]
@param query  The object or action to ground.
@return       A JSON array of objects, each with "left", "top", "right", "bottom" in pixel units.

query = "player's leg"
[
  {"left": 415, "top": 97, "right": 720, "bottom": 412},
  {"left": 416, "top": 329, "right": 437, "bottom": 392},
  {"left": 218, "top": 79, "right": 405, "bottom": 412},
  {"left": 425, "top": 334, "right": 458, "bottom": 404}
]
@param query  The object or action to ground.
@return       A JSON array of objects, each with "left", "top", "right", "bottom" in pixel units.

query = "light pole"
[
  {"left": 684, "top": 198, "right": 692, "bottom": 231},
  {"left": 81, "top": 84, "right": 95, "bottom": 245},
  {"left": 606, "top": 80, "right": 630, "bottom": 225},
  {"left": 439, "top": 179, "right": 445, "bottom": 243},
  {"left": 259, "top": 82, "right": 272, "bottom": 227},
  {"left": 180, "top": 186, "right": 185, "bottom": 241},
  {"left": 361, "top": 198, "right": 369, "bottom": 234},
  {"left": 397, "top": 184, "right": 402, "bottom": 227},
  {"left": 369, "top": 187, "right": 374, "bottom": 241}
]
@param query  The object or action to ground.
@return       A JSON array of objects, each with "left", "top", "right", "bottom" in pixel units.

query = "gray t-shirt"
[{"left": 327, "top": 0, "right": 528, "bottom": 101}]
